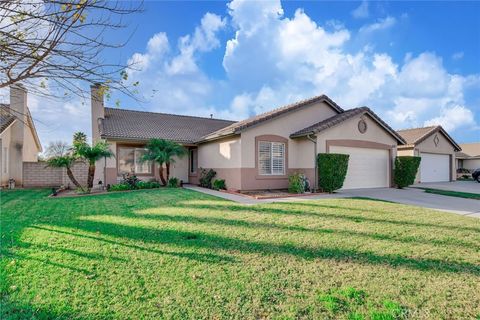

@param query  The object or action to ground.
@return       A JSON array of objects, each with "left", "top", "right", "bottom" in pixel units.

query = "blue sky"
[{"left": 11, "top": 1, "right": 480, "bottom": 146}]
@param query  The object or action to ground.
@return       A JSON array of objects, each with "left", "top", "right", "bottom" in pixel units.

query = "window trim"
[
  {"left": 255, "top": 135, "right": 288, "bottom": 179},
  {"left": 116, "top": 144, "right": 154, "bottom": 176}
]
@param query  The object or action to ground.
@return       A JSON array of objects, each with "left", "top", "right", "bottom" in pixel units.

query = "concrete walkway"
[{"left": 184, "top": 185, "right": 480, "bottom": 217}]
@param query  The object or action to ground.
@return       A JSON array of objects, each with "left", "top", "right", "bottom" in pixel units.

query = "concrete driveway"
[
  {"left": 341, "top": 187, "right": 480, "bottom": 217},
  {"left": 413, "top": 181, "right": 480, "bottom": 193}
]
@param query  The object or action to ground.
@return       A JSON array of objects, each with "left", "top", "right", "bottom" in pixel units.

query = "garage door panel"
[
  {"left": 420, "top": 153, "right": 450, "bottom": 182},
  {"left": 330, "top": 146, "right": 389, "bottom": 189}
]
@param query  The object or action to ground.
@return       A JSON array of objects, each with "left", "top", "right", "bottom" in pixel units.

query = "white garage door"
[
  {"left": 420, "top": 153, "right": 450, "bottom": 182},
  {"left": 330, "top": 146, "right": 390, "bottom": 189}
]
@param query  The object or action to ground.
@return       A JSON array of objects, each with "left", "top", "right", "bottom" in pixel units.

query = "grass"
[
  {"left": 1, "top": 188, "right": 479, "bottom": 319},
  {"left": 420, "top": 188, "right": 480, "bottom": 200}
]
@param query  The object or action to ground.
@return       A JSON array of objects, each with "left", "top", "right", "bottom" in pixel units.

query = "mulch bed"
[{"left": 221, "top": 189, "right": 326, "bottom": 200}]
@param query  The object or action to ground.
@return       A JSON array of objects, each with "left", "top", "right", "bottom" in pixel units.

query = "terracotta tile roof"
[
  {"left": 458, "top": 142, "right": 480, "bottom": 157},
  {"left": 397, "top": 126, "right": 461, "bottom": 151},
  {"left": 200, "top": 95, "right": 344, "bottom": 141},
  {"left": 290, "top": 106, "right": 406, "bottom": 144},
  {"left": 0, "top": 104, "right": 16, "bottom": 133},
  {"left": 101, "top": 107, "right": 235, "bottom": 144}
]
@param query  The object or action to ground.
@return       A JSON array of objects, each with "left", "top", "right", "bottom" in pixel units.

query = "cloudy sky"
[{"left": 3, "top": 0, "right": 480, "bottom": 147}]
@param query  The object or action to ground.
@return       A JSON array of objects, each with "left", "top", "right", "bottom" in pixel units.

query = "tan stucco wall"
[
  {"left": 316, "top": 115, "right": 398, "bottom": 153},
  {"left": 198, "top": 136, "right": 242, "bottom": 168},
  {"left": 397, "top": 148, "right": 414, "bottom": 156},
  {"left": 170, "top": 155, "right": 189, "bottom": 182},
  {"left": 198, "top": 136, "right": 242, "bottom": 190},
  {"left": 463, "top": 159, "right": 480, "bottom": 171},
  {"left": 22, "top": 123, "right": 40, "bottom": 162},
  {"left": 0, "top": 126, "right": 12, "bottom": 185},
  {"left": 241, "top": 101, "right": 337, "bottom": 168},
  {"left": 416, "top": 132, "right": 456, "bottom": 181}
]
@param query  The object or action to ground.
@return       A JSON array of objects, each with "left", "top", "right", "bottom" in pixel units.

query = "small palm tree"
[
  {"left": 46, "top": 155, "right": 84, "bottom": 191},
  {"left": 73, "top": 132, "right": 87, "bottom": 147},
  {"left": 142, "top": 139, "right": 186, "bottom": 186},
  {"left": 75, "top": 141, "right": 113, "bottom": 190}
]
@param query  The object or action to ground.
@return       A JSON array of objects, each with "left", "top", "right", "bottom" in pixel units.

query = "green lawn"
[
  {"left": 420, "top": 188, "right": 480, "bottom": 200},
  {"left": 1, "top": 189, "right": 479, "bottom": 319}
]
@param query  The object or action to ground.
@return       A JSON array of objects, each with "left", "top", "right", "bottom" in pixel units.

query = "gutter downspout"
[{"left": 306, "top": 133, "right": 317, "bottom": 192}]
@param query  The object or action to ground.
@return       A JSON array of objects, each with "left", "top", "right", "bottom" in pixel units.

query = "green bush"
[
  {"left": 108, "top": 184, "right": 131, "bottom": 192},
  {"left": 212, "top": 179, "right": 226, "bottom": 190},
  {"left": 288, "top": 172, "right": 305, "bottom": 194},
  {"left": 199, "top": 168, "right": 216, "bottom": 188},
  {"left": 167, "top": 177, "right": 179, "bottom": 188},
  {"left": 317, "top": 153, "right": 349, "bottom": 193},
  {"left": 137, "top": 180, "right": 161, "bottom": 189},
  {"left": 394, "top": 156, "right": 421, "bottom": 188}
]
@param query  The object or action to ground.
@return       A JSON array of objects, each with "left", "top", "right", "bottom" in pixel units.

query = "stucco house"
[
  {"left": 456, "top": 142, "right": 480, "bottom": 172},
  {"left": 91, "top": 84, "right": 406, "bottom": 191},
  {"left": 0, "top": 85, "right": 42, "bottom": 187},
  {"left": 396, "top": 126, "right": 461, "bottom": 183}
]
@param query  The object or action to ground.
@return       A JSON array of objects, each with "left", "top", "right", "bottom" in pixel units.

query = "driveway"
[
  {"left": 413, "top": 181, "right": 480, "bottom": 193},
  {"left": 340, "top": 187, "right": 480, "bottom": 217}
]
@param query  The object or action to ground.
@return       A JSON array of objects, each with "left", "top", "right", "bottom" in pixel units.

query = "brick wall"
[{"left": 23, "top": 161, "right": 89, "bottom": 188}]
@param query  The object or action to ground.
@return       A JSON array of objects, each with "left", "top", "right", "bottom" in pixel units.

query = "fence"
[{"left": 23, "top": 161, "right": 89, "bottom": 188}]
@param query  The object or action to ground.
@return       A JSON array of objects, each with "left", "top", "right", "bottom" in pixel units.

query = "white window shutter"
[{"left": 258, "top": 141, "right": 272, "bottom": 175}]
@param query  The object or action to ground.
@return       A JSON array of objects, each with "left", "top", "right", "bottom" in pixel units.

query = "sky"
[{"left": 3, "top": 0, "right": 480, "bottom": 147}]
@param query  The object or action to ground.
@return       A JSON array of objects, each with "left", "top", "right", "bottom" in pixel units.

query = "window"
[
  {"left": 258, "top": 141, "right": 285, "bottom": 175},
  {"left": 190, "top": 149, "right": 198, "bottom": 174},
  {"left": 118, "top": 147, "right": 151, "bottom": 174}
]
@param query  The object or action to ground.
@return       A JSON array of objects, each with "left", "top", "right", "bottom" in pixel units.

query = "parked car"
[{"left": 472, "top": 168, "right": 480, "bottom": 182}]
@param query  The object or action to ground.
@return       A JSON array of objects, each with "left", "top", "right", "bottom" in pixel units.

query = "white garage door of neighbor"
[
  {"left": 420, "top": 153, "right": 450, "bottom": 182},
  {"left": 329, "top": 146, "right": 390, "bottom": 189}
]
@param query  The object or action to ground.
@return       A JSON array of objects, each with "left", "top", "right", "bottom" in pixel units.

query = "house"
[
  {"left": 456, "top": 142, "right": 480, "bottom": 172},
  {"left": 91, "top": 84, "right": 405, "bottom": 190},
  {"left": 0, "top": 85, "right": 42, "bottom": 187},
  {"left": 396, "top": 126, "right": 461, "bottom": 183}
]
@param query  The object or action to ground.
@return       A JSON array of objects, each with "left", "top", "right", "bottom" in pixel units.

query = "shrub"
[
  {"left": 288, "top": 172, "right": 305, "bottom": 194},
  {"left": 120, "top": 173, "right": 139, "bottom": 189},
  {"left": 317, "top": 153, "right": 349, "bottom": 193},
  {"left": 137, "top": 180, "right": 161, "bottom": 189},
  {"left": 199, "top": 168, "right": 216, "bottom": 188},
  {"left": 394, "top": 156, "right": 421, "bottom": 189},
  {"left": 108, "top": 184, "right": 131, "bottom": 192},
  {"left": 212, "top": 179, "right": 226, "bottom": 190},
  {"left": 167, "top": 177, "right": 179, "bottom": 188}
]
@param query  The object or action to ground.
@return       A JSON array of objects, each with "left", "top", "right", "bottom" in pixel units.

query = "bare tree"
[
  {"left": 0, "top": 0, "right": 142, "bottom": 100},
  {"left": 44, "top": 140, "right": 70, "bottom": 158}
]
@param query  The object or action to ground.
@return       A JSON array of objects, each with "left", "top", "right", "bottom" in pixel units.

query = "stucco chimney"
[
  {"left": 91, "top": 83, "right": 105, "bottom": 144},
  {"left": 9, "top": 84, "right": 27, "bottom": 184}
]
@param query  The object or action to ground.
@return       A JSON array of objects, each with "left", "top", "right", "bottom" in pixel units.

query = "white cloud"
[
  {"left": 18, "top": 0, "right": 479, "bottom": 148},
  {"left": 424, "top": 104, "right": 475, "bottom": 131},
  {"left": 351, "top": 1, "right": 369, "bottom": 19},
  {"left": 452, "top": 51, "right": 464, "bottom": 60},
  {"left": 358, "top": 16, "right": 396, "bottom": 34}
]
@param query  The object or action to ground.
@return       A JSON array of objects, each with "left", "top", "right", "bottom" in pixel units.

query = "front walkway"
[{"left": 184, "top": 185, "right": 480, "bottom": 217}]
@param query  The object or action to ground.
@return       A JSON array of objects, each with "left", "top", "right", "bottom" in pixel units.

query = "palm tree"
[
  {"left": 75, "top": 141, "right": 113, "bottom": 190},
  {"left": 73, "top": 132, "right": 87, "bottom": 147},
  {"left": 46, "top": 155, "right": 84, "bottom": 191},
  {"left": 142, "top": 139, "right": 186, "bottom": 186}
]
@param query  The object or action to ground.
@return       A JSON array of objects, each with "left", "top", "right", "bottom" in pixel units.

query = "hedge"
[
  {"left": 317, "top": 153, "right": 349, "bottom": 193},
  {"left": 394, "top": 156, "right": 421, "bottom": 188}
]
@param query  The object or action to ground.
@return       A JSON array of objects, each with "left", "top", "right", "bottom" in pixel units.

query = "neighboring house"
[
  {"left": 456, "top": 142, "right": 480, "bottom": 171},
  {"left": 396, "top": 126, "right": 460, "bottom": 183},
  {"left": 0, "top": 85, "right": 42, "bottom": 187},
  {"left": 91, "top": 84, "right": 405, "bottom": 191}
]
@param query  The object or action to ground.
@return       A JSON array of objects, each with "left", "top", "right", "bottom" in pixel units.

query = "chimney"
[
  {"left": 9, "top": 84, "right": 27, "bottom": 184},
  {"left": 91, "top": 83, "right": 105, "bottom": 144}
]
